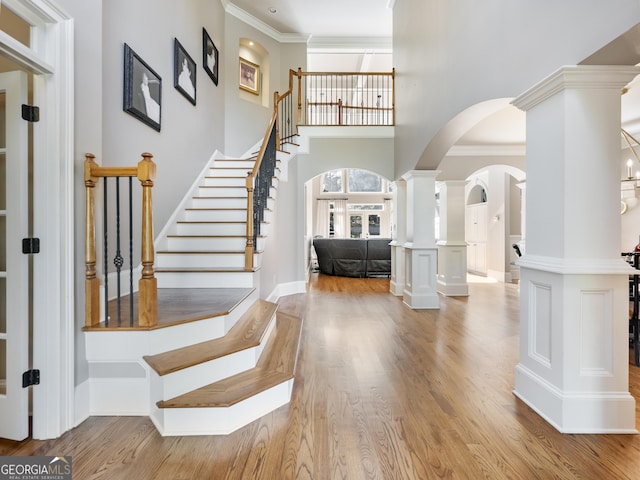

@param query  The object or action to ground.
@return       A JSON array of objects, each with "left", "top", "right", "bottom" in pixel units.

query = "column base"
[
  {"left": 403, "top": 245, "right": 439, "bottom": 309},
  {"left": 390, "top": 243, "right": 405, "bottom": 296},
  {"left": 514, "top": 363, "right": 637, "bottom": 433}
]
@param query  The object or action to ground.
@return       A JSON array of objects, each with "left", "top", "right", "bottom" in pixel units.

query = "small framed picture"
[
  {"left": 239, "top": 57, "right": 260, "bottom": 95},
  {"left": 202, "top": 28, "right": 218, "bottom": 86},
  {"left": 123, "top": 43, "right": 161, "bottom": 131},
  {"left": 174, "top": 38, "right": 196, "bottom": 105}
]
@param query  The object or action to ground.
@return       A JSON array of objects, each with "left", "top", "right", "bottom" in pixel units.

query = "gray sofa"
[{"left": 312, "top": 238, "right": 391, "bottom": 277}]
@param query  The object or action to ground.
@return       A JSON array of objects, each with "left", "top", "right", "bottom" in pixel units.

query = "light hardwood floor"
[{"left": 3, "top": 274, "right": 640, "bottom": 479}]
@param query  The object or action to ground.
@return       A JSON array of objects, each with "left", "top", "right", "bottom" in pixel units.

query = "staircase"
[{"left": 83, "top": 145, "right": 303, "bottom": 436}]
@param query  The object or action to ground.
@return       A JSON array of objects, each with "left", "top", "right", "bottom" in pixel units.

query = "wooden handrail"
[
  {"left": 84, "top": 152, "right": 158, "bottom": 327},
  {"left": 245, "top": 113, "right": 278, "bottom": 269}
]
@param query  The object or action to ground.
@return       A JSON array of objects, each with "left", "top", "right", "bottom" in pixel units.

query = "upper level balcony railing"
[{"left": 275, "top": 68, "right": 395, "bottom": 146}]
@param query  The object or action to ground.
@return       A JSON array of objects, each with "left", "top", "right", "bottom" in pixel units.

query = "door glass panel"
[
  {"left": 368, "top": 214, "right": 380, "bottom": 236},
  {"left": 0, "top": 338, "right": 5, "bottom": 395},
  {"left": 350, "top": 215, "right": 362, "bottom": 238}
]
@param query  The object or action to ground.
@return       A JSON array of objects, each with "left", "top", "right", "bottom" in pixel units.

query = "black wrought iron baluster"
[
  {"left": 128, "top": 176, "right": 134, "bottom": 327},
  {"left": 114, "top": 178, "right": 123, "bottom": 326},
  {"left": 103, "top": 178, "right": 109, "bottom": 327}
]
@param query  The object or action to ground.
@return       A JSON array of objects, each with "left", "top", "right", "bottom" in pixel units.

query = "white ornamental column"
[
  {"left": 390, "top": 179, "right": 406, "bottom": 296},
  {"left": 512, "top": 65, "right": 640, "bottom": 433},
  {"left": 402, "top": 170, "right": 440, "bottom": 309},
  {"left": 437, "top": 180, "right": 469, "bottom": 296}
]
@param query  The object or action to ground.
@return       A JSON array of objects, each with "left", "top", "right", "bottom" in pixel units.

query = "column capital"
[
  {"left": 512, "top": 65, "right": 640, "bottom": 112},
  {"left": 401, "top": 169, "right": 441, "bottom": 182}
]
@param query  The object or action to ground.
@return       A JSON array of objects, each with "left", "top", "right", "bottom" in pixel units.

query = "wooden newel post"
[
  {"left": 245, "top": 172, "right": 255, "bottom": 269},
  {"left": 84, "top": 153, "right": 101, "bottom": 327},
  {"left": 137, "top": 152, "right": 158, "bottom": 327}
]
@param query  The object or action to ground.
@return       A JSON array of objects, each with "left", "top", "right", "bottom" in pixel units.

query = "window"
[
  {"left": 348, "top": 169, "right": 383, "bottom": 193},
  {"left": 322, "top": 170, "right": 343, "bottom": 193}
]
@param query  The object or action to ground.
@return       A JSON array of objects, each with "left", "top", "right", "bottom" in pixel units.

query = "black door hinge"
[
  {"left": 22, "top": 369, "right": 40, "bottom": 388},
  {"left": 22, "top": 238, "right": 40, "bottom": 254},
  {"left": 21, "top": 104, "right": 40, "bottom": 123}
]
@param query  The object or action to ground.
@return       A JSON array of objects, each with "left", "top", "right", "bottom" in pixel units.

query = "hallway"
[{"left": 2, "top": 274, "right": 640, "bottom": 478}]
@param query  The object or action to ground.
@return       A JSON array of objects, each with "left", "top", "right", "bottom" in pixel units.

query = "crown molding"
[{"left": 223, "top": 0, "right": 310, "bottom": 43}]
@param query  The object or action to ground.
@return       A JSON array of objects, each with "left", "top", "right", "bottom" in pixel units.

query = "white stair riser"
[
  {"left": 154, "top": 349, "right": 258, "bottom": 401},
  {"left": 182, "top": 209, "right": 247, "bottom": 222},
  {"left": 156, "top": 271, "right": 256, "bottom": 288},
  {"left": 157, "top": 252, "right": 247, "bottom": 268},
  {"left": 202, "top": 177, "right": 246, "bottom": 187},
  {"left": 151, "top": 380, "right": 293, "bottom": 436},
  {"left": 209, "top": 167, "right": 251, "bottom": 177},
  {"left": 167, "top": 236, "right": 263, "bottom": 251},
  {"left": 176, "top": 222, "right": 246, "bottom": 236},
  {"left": 152, "top": 313, "right": 275, "bottom": 400},
  {"left": 190, "top": 197, "right": 246, "bottom": 209},
  {"left": 197, "top": 186, "right": 247, "bottom": 197},
  {"left": 212, "top": 160, "right": 255, "bottom": 169}
]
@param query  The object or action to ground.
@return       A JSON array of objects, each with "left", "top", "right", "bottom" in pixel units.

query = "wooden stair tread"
[
  {"left": 158, "top": 312, "right": 303, "bottom": 408},
  {"left": 83, "top": 288, "right": 254, "bottom": 331},
  {"left": 144, "top": 299, "right": 278, "bottom": 376},
  {"left": 154, "top": 266, "right": 259, "bottom": 273},
  {"left": 166, "top": 234, "right": 263, "bottom": 238},
  {"left": 185, "top": 207, "right": 247, "bottom": 211},
  {"left": 176, "top": 221, "right": 246, "bottom": 224}
]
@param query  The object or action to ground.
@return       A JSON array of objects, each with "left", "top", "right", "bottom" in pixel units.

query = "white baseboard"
[
  {"left": 74, "top": 379, "right": 90, "bottom": 428},
  {"left": 266, "top": 281, "right": 307, "bottom": 302}
]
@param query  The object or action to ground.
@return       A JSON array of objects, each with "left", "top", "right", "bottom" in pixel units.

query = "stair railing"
[
  {"left": 245, "top": 113, "right": 278, "bottom": 269},
  {"left": 84, "top": 152, "right": 158, "bottom": 328},
  {"left": 275, "top": 68, "right": 395, "bottom": 142}
]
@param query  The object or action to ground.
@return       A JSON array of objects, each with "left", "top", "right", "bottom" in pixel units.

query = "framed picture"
[
  {"left": 123, "top": 43, "right": 161, "bottom": 131},
  {"left": 174, "top": 38, "right": 196, "bottom": 105},
  {"left": 202, "top": 28, "right": 218, "bottom": 85},
  {"left": 239, "top": 57, "right": 260, "bottom": 95}
]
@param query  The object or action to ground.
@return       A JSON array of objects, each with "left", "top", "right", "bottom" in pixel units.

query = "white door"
[{"left": 0, "top": 71, "right": 30, "bottom": 440}]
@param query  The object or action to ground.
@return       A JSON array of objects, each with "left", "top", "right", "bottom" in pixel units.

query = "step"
[
  {"left": 190, "top": 196, "right": 247, "bottom": 209},
  {"left": 183, "top": 208, "right": 247, "bottom": 222},
  {"left": 153, "top": 312, "right": 303, "bottom": 435},
  {"left": 155, "top": 267, "right": 258, "bottom": 288},
  {"left": 156, "top": 250, "right": 250, "bottom": 269},
  {"left": 165, "top": 235, "right": 264, "bottom": 251},
  {"left": 197, "top": 185, "right": 247, "bottom": 197},
  {"left": 212, "top": 160, "right": 255, "bottom": 169},
  {"left": 209, "top": 167, "right": 252, "bottom": 177},
  {"left": 202, "top": 176, "right": 247, "bottom": 187},
  {"left": 175, "top": 221, "right": 247, "bottom": 236},
  {"left": 144, "top": 299, "right": 278, "bottom": 400}
]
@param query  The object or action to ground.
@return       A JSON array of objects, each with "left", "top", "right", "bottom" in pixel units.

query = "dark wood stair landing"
[{"left": 83, "top": 287, "right": 254, "bottom": 331}]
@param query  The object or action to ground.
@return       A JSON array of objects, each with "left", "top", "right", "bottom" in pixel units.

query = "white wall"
[
  {"left": 101, "top": 0, "right": 226, "bottom": 233},
  {"left": 223, "top": 15, "right": 307, "bottom": 157},
  {"left": 393, "top": 0, "right": 640, "bottom": 177}
]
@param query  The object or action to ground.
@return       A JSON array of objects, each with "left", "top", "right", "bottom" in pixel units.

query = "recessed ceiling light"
[{"left": 268, "top": 7, "right": 277, "bottom": 14}]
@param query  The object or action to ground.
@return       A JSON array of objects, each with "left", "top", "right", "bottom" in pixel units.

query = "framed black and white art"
[
  {"left": 174, "top": 38, "right": 197, "bottom": 105},
  {"left": 123, "top": 43, "right": 162, "bottom": 131},
  {"left": 202, "top": 27, "right": 219, "bottom": 86}
]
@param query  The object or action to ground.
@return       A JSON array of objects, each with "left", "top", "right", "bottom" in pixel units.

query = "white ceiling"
[{"left": 227, "top": 0, "right": 392, "bottom": 39}]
